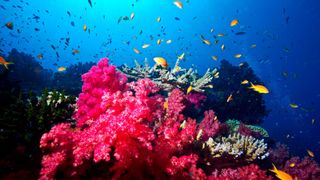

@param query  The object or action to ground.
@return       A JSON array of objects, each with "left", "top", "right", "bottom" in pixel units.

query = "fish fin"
[
  {"left": 269, "top": 163, "right": 278, "bottom": 173},
  {"left": 249, "top": 82, "right": 254, "bottom": 88}
]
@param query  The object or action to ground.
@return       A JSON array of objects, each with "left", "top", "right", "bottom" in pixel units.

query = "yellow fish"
[
  {"left": 163, "top": 100, "right": 168, "bottom": 110},
  {"left": 221, "top": 44, "right": 225, "bottom": 51},
  {"left": 58, "top": 67, "right": 66, "bottom": 72},
  {"left": 157, "top": 39, "right": 161, "bottom": 45},
  {"left": 307, "top": 149, "right": 315, "bottom": 157},
  {"left": 178, "top": 52, "right": 185, "bottom": 60},
  {"left": 241, "top": 80, "right": 249, "bottom": 85},
  {"left": 249, "top": 82, "right": 269, "bottom": 94},
  {"left": 83, "top": 24, "right": 87, "bottom": 31},
  {"left": 230, "top": 19, "right": 239, "bottom": 27},
  {"left": 289, "top": 103, "right": 299, "bottom": 109},
  {"left": 142, "top": 44, "right": 150, "bottom": 49},
  {"left": 251, "top": 44, "right": 257, "bottom": 48},
  {"left": 173, "top": 0, "right": 183, "bottom": 9},
  {"left": 157, "top": 16, "right": 161, "bottom": 22},
  {"left": 234, "top": 54, "right": 242, "bottom": 58},
  {"left": 289, "top": 163, "right": 295, "bottom": 168},
  {"left": 270, "top": 164, "right": 293, "bottom": 180},
  {"left": 200, "top": 35, "right": 211, "bottom": 45},
  {"left": 217, "top": 33, "right": 225, "bottom": 37},
  {"left": 187, "top": 85, "right": 193, "bottom": 94},
  {"left": 211, "top": 56, "right": 218, "bottom": 61},
  {"left": 196, "top": 129, "right": 203, "bottom": 140},
  {"left": 0, "top": 56, "right": 14, "bottom": 69},
  {"left": 153, "top": 57, "right": 168, "bottom": 68},
  {"left": 133, "top": 48, "right": 141, "bottom": 54}
]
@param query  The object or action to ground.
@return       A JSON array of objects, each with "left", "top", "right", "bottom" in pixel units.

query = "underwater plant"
[{"left": 0, "top": 89, "right": 76, "bottom": 179}]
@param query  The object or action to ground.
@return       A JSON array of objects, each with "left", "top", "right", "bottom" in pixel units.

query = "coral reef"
[
  {"left": 34, "top": 57, "right": 320, "bottom": 179},
  {"left": 283, "top": 156, "right": 320, "bottom": 179},
  {"left": 205, "top": 60, "right": 268, "bottom": 124},
  {"left": 118, "top": 58, "right": 219, "bottom": 93},
  {"left": 39, "top": 58, "right": 206, "bottom": 179},
  {"left": 203, "top": 133, "right": 269, "bottom": 162},
  {"left": 225, "top": 119, "right": 269, "bottom": 138}
]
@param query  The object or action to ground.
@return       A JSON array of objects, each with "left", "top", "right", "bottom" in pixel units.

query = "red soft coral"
[
  {"left": 198, "top": 110, "right": 227, "bottom": 141},
  {"left": 283, "top": 156, "right": 320, "bottom": 179},
  {"left": 209, "top": 164, "right": 272, "bottom": 180},
  {"left": 74, "top": 58, "right": 127, "bottom": 127}
]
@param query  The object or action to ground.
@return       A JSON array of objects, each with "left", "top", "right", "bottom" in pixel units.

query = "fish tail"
[
  {"left": 249, "top": 82, "right": 254, "bottom": 88},
  {"left": 269, "top": 163, "right": 278, "bottom": 173}
]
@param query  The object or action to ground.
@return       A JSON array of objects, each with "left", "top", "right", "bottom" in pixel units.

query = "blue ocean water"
[{"left": 1, "top": 0, "right": 320, "bottom": 164}]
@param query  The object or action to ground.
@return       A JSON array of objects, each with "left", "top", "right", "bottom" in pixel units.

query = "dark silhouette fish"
[
  {"left": 174, "top": 17, "right": 180, "bottom": 21},
  {"left": 88, "top": 0, "right": 92, "bottom": 7},
  {"left": 235, "top": 32, "right": 246, "bottom": 35}
]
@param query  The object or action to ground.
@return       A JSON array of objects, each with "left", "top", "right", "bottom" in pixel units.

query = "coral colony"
[{"left": 38, "top": 58, "right": 320, "bottom": 179}]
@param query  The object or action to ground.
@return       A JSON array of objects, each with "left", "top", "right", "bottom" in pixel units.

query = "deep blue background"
[{"left": 1, "top": 0, "right": 320, "bottom": 160}]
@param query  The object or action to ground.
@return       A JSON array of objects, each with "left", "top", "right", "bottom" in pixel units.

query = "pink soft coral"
[
  {"left": 39, "top": 58, "right": 205, "bottom": 179},
  {"left": 74, "top": 58, "right": 127, "bottom": 127},
  {"left": 209, "top": 164, "right": 272, "bottom": 180},
  {"left": 198, "top": 110, "right": 227, "bottom": 141}
]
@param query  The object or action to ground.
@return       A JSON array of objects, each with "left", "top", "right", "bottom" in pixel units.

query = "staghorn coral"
[
  {"left": 225, "top": 119, "right": 269, "bottom": 138},
  {"left": 118, "top": 57, "right": 218, "bottom": 93},
  {"left": 203, "top": 133, "right": 269, "bottom": 161}
]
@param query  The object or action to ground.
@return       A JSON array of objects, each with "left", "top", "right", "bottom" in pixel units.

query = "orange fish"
[
  {"left": 5, "top": 21, "right": 13, "bottom": 30},
  {"left": 307, "top": 149, "right": 315, "bottom": 157},
  {"left": 0, "top": 56, "right": 14, "bottom": 69},
  {"left": 270, "top": 164, "right": 293, "bottom": 180},
  {"left": 37, "top": 53, "right": 43, "bottom": 59},
  {"left": 227, "top": 94, "right": 233, "bottom": 103},
  {"left": 234, "top": 54, "right": 242, "bottom": 58},
  {"left": 230, "top": 19, "right": 239, "bottom": 27},
  {"left": 133, "top": 48, "right": 141, "bottom": 54},
  {"left": 173, "top": 0, "right": 183, "bottom": 9},
  {"left": 200, "top": 35, "right": 211, "bottom": 45},
  {"left": 57, "top": 67, "right": 66, "bottom": 72},
  {"left": 211, "top": 56, "right": 218, "bottom": 61},
  {"left": 153, "top": 57, "right": 168, "bottom": 68},
  {"left": 72, "top": 49, "right": 80, "bottom": 54}
]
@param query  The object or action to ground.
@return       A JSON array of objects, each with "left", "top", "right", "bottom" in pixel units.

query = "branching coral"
[
  {"left": 203, "top": 133, "right": 269, "bottom": 161},
  {"left": 118, "top": 58, "right": 218, "bottom": 93}
]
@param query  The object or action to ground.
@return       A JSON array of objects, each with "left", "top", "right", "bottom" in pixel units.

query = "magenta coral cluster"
[
  {"left": 209, "top": 164, "right": 272, "bottom": 180},
  {"left": 283, "top": 156, "right": 320, "bottom": 179},
  {"left": 39, "top": 58, "right": 210, "bottom": 179}
]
